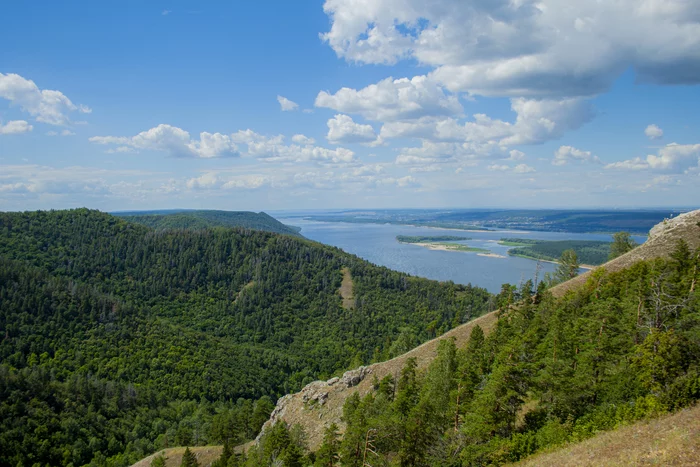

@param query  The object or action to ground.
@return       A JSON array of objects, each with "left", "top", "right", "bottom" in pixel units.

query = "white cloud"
[
  {"left": 606, "top": 143, "right": 700, "bottom": 173},
  {"left": 486, "top": 163, "right": 535, "bottom": 174},
  {"left": 90, "top": 124, "right": 239, "bottom": 158},
  {"left": 409, "top": 165, "right": 442, "bottom": 173},
  {"left": 186, "top": 173, "right": 271, "bottom": 190},
  {"left": 395, "top": 140, "right": 511, "bottom": 166},
  {"left": 277, "top": 95, "right": 299, "bottom": 111},
  {"left": 0, "top": 73, "right": 89, "bottom": 125},
  {"left": 326, "top": 114, "right": 376, "bottom": 144},
  {"left": 645, "top": 124, "right": 664, "bottom": 140},
  {"left": 232, "top": 129, "right": 357, "bottom": 165},
  {"left": 316, "top": 75, "right": 462, "bottom": 121},
  {"left": 375, "top": 96, "right": 593, "bottom": 149},
  {"left": 0, "top": 120, "right": 33, "bottom": 134},
  {"left": 322, "top": 0, "right": 700, "bottom": 98},
  {"left": 553, "top": 145, "right": 601, "bottom": 166},
  {"left": 509, "top": 150, "right": 525, "bottom": 161},
  {"left": 61, "top": 129, "right": 75, "bottom": 136},
  {"left": 292, "top": 134, "right": 316, "bottom": 145},
  {"left": 514, "top": 163, "right": 536, "bottom": 174}
]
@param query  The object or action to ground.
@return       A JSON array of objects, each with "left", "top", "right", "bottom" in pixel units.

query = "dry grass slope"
[
  {"left": 339, "top": 267, "right": 355, "bottom": 310},
  {"left": 510, "top": 404, "right": 700, "bottom": 466},
  {"left": 550, "top": 210, "right": 700, "bottom": 297},
  {"left": 131, "top": 446, "right": 223, "bottom": 467}
]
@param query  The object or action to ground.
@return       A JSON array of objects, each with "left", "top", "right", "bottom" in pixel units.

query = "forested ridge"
[
  {"left": 0, "top": 209, "right": 491, "bottom": 467},
  {"left": 502, "top": 238, "right": 613, "bottom": 266},
  {"left": 115, "top": 210, "right": 302, "bottom": 237},
  {"left": 246, "top": 234, "right": 700, "bottom": 467}
]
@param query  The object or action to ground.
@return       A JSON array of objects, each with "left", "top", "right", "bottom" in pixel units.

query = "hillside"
[
  {"left": 249, "top": 209, "right": 700, "bottom": 465},
  {"left": 0, "top": 209, "right": 491, "bottom": 467},
  {"left": 502, "top": 239, "right": 611, "bottom": 266},
  {"left": 116, "top": 209, "right": 303, "bottom": 237},
  {"left": 551, "top": 210, "right": 700, "bottom": 296},
  {"left": 510, "top": 403, "right": 700, "bottom": 466}
]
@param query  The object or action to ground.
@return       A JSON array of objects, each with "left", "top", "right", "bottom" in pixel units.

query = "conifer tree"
[
  {"left": 180, "top": 448, "right": 199, "bottom": 467},
  {"left": 609, "top": 231, "right": 637, "bottom": 260},
  {"left": 314, "top": 423, "right": 340, "bottom": 467}
]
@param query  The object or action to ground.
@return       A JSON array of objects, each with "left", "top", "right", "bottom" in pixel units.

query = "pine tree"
[
  {"left": 151, "top": 453, "right": 167, "bottom": 467},
  {"left": 552, "top": 249, "right": 580, "bottom": 284},
  {"left": 609, "top": 231, "right": 637, "bottom": 260},
  {"left": 180, "top": 447, "right": 199, "bottom": 467},
  {"left": 314, "top": 423, "right": 340, "bottom": 467}
]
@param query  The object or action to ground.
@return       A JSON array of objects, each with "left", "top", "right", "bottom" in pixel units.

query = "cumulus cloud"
[
  {"left": 277, "top": 95, "right": 299, "bottom": 111},
  {"left": 514, "top": 164, "right": 536, "bottom": 173},
  {"left": 428, "top": 97, "right": 594, "bottom": 146},
  {"left": 90, "top": 124, "right": 240, "bottom": 158},
  {"left": 0, "top": 120, "right": 33, "bottom": 134},
  {"left": 232, "top": 129, "right": 357, "bottom": 165},
  {"left": 509, "top": 150, "right": 526, "bottom": 161},
  {"left": 186, "top": 173, "right": 271, "bottom": 190},
  {"left": 316, "top": 75, "right": 462, "bottom": 121},
  {"left": 553, "top": 145, "right": 601, "bottom": 166},
  {"left": 395, "top": 140, "right": 512, "bottom": 167},
  {"left": 487, "top": 163, "right": 535, "bottom": 173},
  {"left": 321, "top": 0, "right": 700, "bottom": 98},
  {"left": 605, "top": 143, "right": 700, "bottom": 173},
  {"left": 292, "top": 134, "right": 316, "bottom": 145},
  {"left": 0, "top": 73, "right": 90, "bottom": 125},
  {"left": 326, "top": 114, "right": 376, "bottom": 144},
  {"left": 645, "top": 124, "right": 664, "bottom": 140}
]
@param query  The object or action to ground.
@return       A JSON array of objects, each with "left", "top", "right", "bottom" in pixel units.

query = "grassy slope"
[{"left": 510, "top": 404, "right": 700, "bottom": 467}]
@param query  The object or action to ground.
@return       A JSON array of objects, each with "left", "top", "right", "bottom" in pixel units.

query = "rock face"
[
  {"left": 649, "top": 211, "right": 699, "bottom": 239},
  {"left": 340, "top": 366, "right": 370, "bottom": 388},
  {"left": 254, "top": 369, "right": 372, "bottom": 445}
]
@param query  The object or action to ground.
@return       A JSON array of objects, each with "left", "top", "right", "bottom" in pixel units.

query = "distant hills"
[
  {"left": 301, "top": 208, "right": 684, "bottom": 234},
  {"left": 115, "top": 209, "right": 303, "bottom": 237}
]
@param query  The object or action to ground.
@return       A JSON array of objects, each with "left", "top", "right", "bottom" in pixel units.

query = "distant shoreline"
[{"left": 508, "top": 252, "right": 595, "bottom": 270}]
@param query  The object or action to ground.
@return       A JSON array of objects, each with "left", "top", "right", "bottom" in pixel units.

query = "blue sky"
[{"left": 1, "top": 0, "right": 699, "bottom": 211}]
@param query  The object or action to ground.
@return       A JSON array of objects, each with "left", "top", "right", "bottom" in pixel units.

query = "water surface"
[{"left": 280, "top": 218, "right": 646, "bottom": 294}]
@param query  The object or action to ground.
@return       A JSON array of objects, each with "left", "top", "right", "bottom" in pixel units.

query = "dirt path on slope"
[{"left": 339, "top": 267, "right": 355, "bottom": 309}]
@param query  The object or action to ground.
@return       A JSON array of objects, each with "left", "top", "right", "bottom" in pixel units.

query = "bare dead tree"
[{"left": 362, "top": 428, "right": 379, "bottom": 467}]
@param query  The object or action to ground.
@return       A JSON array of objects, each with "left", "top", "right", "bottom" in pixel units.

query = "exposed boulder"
[{"left": 341, "top": 366, "right": 371, "bottom": 388}]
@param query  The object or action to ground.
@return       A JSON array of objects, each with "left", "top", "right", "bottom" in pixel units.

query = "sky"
[{"left": 1, "top": 0, "right": 700, "bottom": 212}]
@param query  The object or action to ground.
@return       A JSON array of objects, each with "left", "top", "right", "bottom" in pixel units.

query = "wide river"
[{"left": 278, "top": 217, "right": 647, "bottom": 293}]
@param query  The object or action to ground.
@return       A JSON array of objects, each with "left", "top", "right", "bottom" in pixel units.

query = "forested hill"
[
  {"left": 115, "top": 209, "right": 302, "bottom": 237},
  {"left": 245, "top": 211, "right": 700, "bottom": 467},
  {"left": 0, "top": 209, "right": 491, "bottom": 467}
]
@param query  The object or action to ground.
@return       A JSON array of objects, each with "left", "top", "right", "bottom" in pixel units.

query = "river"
[{"left": 278, "top": 217, "right": 647, "bottom": 293}]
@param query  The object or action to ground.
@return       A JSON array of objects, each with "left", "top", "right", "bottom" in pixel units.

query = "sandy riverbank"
[{"left": 477, "top": 253, "right": 507, "bottom": 258}]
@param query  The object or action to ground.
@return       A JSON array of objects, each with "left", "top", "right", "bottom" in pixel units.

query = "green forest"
[
  {"left": 115, "top": 210, "right": 302, "bottom": 237},
  {"left": 501, "top": 238, "right": 613, "bottom": 265},
  {"left": 243, "top": 236, "right": 700, "bottom": 467},
  {"left": 0, "top": 209, "right": 492, "bottom": 467}
]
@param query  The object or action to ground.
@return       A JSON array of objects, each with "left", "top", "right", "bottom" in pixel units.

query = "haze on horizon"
[{"left": 2, "top": 0, "right": 700, "bottom": 212}]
